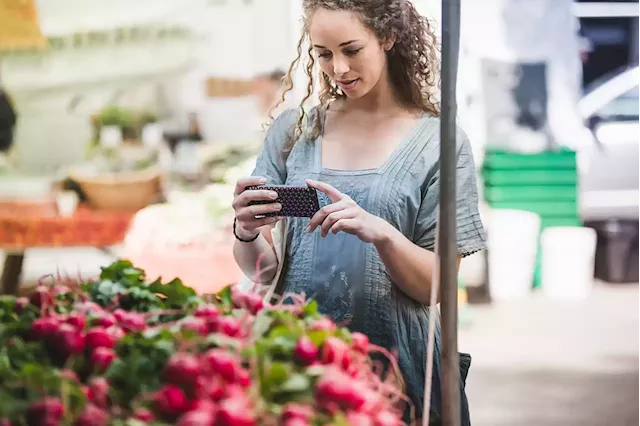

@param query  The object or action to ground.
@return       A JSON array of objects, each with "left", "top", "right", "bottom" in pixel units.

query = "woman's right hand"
[{"left": 232, "top": 176, "right": 283, "bottom": 240}]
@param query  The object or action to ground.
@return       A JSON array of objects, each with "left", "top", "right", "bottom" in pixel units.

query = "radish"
[
  {"left": 132, "top": 408, "right": 155, "bottom": 421},
  {"left": 180, "top": 317, "right": 209, "bottom": 336},
  {"left": 215, "top": 316, "right": 241, "bottom": 338},
  {"left": 88, "top": 377, "right": 109, "bottom": 408},
  {"left": 64, "top": 313, "right": 86, "bottom": 331},
  {"left": 118, "top": 311, "right": 146, "bottom": 332},
  {"left": 91, "top": 312, "right": 116, "bottom": 328},
  {"left": 91, "top": 347, "right": 116, "bottom": 373},
  {"left": 25, "top": 397, "right": 64, "bottom": 426},
  {"left": 85, "top": 327, "right": 116, "bottom": 350},
  {"left": 30, "top": 316, "right": 60, "bottom": 340},
  {"left": 310, "top": 317, "right": 336, "bottom": 332},
  {"left": 106, "top": 326, "right": 125, "bottom": 341},
  {"left": 73, "top": 403, "right": 108, "bottom": 426},
  {"left": 346, "top": 412, "right": 374, "bottom": 426},
  {"left": 29, "top": 286, "right": 53, "bottom": 309},
  {"left": 350, "top": 332, "right": 369, "bottom": 354},
  {"left": 281, "top": 403, "right": 313, "bottom": 421},
  {"left": 194, "top": 305, "right": 219, "bottom": 319},
  {"left": 177, "top": 410, "right": 216, "bottom": 426},
  {"left": 235, "top": 292, "right": 264, "bottom": 316},
  {"left": 315, "top": 368, "right": 366, "bottom": 411},
  {"left": 112, "top": 309, "right": 128, "bottom": 322},
  {"left": 231, "top": 291, "right": 248, "bottom": 310},
  {"left": 294, "top": 336, "right": 318, "bottom": 366},
  {"left": 195, "top": 376, "right": 225, "bottom": 401},
  {"left": 216, "top": 397, "right": 255, "bottom": 426},
  {"left": 163, "top": 353, "right": 201, "bottom": 388},
  {"left": 154, "top": 385, "right": 189, "bottom": 420},
  {"left": 321, "top": 337, "right": 352, "bottom": 370},
  {"left": 51, "top": 323, "right": 85, "bottom": 358},
  {"left": 204, "top": 317, "right": 220, "bottom": 334},
  {"left": 201, "top": 349, "right": 240, "bottom": 383}
]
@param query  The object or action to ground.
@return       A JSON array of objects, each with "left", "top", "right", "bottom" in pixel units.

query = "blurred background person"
[{"left": 0, "top": 68, "right": 16, "bottom": 154}]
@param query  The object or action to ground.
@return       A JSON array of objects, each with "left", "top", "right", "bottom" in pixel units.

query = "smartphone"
[{"left": 246, "top": 184, "right": 320, "bottom": 218}]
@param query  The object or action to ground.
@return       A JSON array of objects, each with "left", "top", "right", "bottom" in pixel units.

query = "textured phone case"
[{"left": 247, "top": 185, "right": 320, "bottom": 218}]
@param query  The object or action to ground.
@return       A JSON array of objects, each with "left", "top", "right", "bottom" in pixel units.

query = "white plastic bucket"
[
  {"left": 541, "top": 226, "right": 597, "bottom": 301},
  {"left": 487, "top": 209, "right": 541, "bottom": 301}
]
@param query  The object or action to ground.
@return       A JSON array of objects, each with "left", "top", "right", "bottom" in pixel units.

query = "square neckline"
[{"left": 314, "top": 103, "right": 427, "bottom": 176}]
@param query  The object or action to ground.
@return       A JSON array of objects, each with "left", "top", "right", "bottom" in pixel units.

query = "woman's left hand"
[{"left": 305, "top": 179, "right": 390, "bottom": 244}]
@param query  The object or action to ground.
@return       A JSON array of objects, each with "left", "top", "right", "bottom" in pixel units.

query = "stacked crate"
[{"left": 482, "top": 148, "right": 581, "bottom": 288}]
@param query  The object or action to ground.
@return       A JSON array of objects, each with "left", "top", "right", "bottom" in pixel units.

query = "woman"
[{"left": 232, "top": 0, "right": 486, "bottom": 423}]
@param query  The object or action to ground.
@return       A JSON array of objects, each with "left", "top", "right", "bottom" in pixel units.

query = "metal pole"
[{"left": 440, "top": 0, "right": 461, "bottom": 425}]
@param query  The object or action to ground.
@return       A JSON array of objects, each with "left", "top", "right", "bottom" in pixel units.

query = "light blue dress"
[{"left": 252, "top": 107, "right": 487, "bottom": 423}]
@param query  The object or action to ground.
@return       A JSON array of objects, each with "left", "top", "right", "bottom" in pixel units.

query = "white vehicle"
[{"left": 578, "top": 65, "right": 639, "bottom": 221}]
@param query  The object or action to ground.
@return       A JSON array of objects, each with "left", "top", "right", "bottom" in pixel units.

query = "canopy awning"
[{"left": 0, "top": 0, "right": 47, "bottom": 51}]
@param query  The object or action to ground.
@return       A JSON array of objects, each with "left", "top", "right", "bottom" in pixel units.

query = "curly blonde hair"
[{"left": 269, "top": 0, "right": 441, "bottom": 157}]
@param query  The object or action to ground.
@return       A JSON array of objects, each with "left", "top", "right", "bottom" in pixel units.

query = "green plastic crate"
[
  {"left": 483, "top": 148, "right": 577, "bottom": 170},
  {"left": 482, "top": 169, "right": 578, "bottom": 186},
  {"left": 484, "top": 185, "right": 577, "bottom": 203}
]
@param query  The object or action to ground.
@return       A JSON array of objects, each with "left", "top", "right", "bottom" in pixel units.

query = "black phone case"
[{"left": 246, "top": 185, "right": 320, "bottom": 218}]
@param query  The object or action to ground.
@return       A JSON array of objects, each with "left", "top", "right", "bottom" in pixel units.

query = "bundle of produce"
[{"left": 0, "top": 260, "right": 410, "bottom": 425}]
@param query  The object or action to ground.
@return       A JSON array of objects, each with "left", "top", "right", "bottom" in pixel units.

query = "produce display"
[{"left": 0, "top": 260, "right": 409, "bottom": 425}]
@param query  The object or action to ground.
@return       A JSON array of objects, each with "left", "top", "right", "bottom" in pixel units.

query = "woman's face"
[{"left": 308, "top": 8, "right": 391, "bottom": 99}]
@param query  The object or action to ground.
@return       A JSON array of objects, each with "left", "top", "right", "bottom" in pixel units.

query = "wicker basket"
[{"left": 70, "top": 167, "right": 162, "bottom": 213}]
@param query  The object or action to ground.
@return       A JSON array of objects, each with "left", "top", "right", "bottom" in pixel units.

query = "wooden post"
[
  {"left": 440, "top": 0, "right": 461, "bottom": 425},
  {"left": 1, "top": 252, "right": 24, "bottom": 295}
]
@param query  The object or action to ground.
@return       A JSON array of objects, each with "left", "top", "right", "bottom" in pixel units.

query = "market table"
[{"left": 0, "top": 203, "right": 132, "bottom": 295}]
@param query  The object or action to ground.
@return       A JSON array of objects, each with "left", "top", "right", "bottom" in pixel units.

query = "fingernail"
[
  {"left": 306, "top": 225, "right": 311, "bottom": 232},
  {"left": 269, "top": 192, "right": 278, "bottom": 199},
  {"left": 259, "top": 178, "right": 267, "bottom": 184}
]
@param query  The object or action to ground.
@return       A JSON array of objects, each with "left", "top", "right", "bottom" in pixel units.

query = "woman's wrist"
[
  {"left": 371, "top": 216, "right": 397, "bottom": 248},
  {"left": 234, "top": 220, "right": 260, "bottom": 242}
]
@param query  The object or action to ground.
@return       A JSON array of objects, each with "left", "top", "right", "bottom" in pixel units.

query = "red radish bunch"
[{"left": 1, "top": 267, "right": 408, "bottom": 426}]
